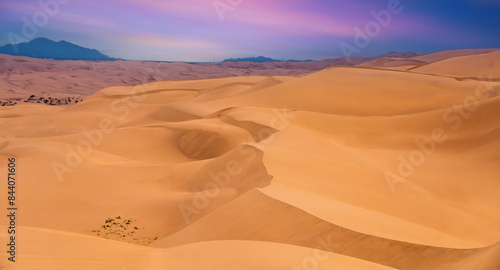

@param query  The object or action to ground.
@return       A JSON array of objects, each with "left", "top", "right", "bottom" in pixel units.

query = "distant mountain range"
[
  {"left": 0, "top": 38, "right": 116, "bottom": 61},
  {"left": 222, "top": 56, "right": 313, "bottom": 63},
  {"left": 0, "top": 37, "right": 425, "bottom": 63},
  {"left": 222, "top": 52, "right": 423, "bottom": 63}
]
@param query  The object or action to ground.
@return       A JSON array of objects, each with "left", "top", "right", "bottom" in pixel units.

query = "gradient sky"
[{"left": 0, "top": 0, "right": 499, "bottom": 62}]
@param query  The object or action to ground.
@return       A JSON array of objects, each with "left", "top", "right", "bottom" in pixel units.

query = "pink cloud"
[
  {"left": 52, "top": 10, "right": 118, "bottom": 28},
  {"left": 115, "top": 32, "right": 216, "bottom": 49},
  {"left": 99, "top": 0, "right": 355, "bottom": 37}
]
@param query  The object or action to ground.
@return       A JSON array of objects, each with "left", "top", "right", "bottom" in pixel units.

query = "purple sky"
[{"left": 0, "top": 0, "right": 499, "bottom": 61}]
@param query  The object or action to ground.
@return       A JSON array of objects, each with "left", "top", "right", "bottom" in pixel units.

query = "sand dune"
[
  {"left": 0, "top": 51, "right": 499, "bottom": 269},
  {"left": 0, "top": 53, "right": 368, "bottom": 104},
  {"left": 0, "top": 226, "right": 399, "bottom": 270},
  {"left": 410, "top": 50, "right": 500, "bottom": 78},
  {"left": 360, "top": 48, "right": 499, "bottom": 70},
  {"left": 410, "top": 48, "right": 498, "bottom": 63},
  {"left": 360, "top": 57, "right": 425, "bottom": 67}
]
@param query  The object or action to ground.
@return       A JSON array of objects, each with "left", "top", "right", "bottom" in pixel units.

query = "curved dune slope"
[
  {"left": 410, "top": 48, "right": 498, "bottom": 63},
  {"left": 0, "top": 52, "right": 499, "bottom": 269},
  {"left": 359, "top": 57, "right": 425, "bottom": 67},
  {"left": 410, "top": 50, "right": 500, "bottom": 78}
]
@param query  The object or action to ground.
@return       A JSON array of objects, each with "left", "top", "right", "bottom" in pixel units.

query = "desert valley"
[{"left": 0, "top": 47, "right": 499, "bottom": 269}]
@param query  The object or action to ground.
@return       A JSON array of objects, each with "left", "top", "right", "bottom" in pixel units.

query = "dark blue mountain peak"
[{"left": 0, "top": 38, "right": 116, "bottom": 61}]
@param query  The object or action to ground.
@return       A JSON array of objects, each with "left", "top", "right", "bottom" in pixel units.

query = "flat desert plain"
[{"left": 0, "top": 49, "right": 500, "bottom": 269}]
